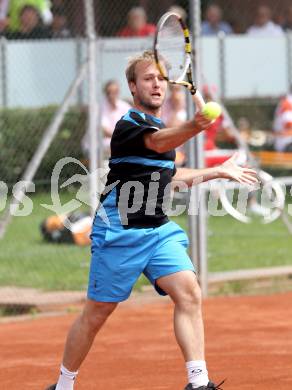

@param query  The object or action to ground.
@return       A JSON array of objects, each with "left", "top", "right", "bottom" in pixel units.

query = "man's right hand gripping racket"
[{"left": 153, "top": 11, "right": 221, "bottom": 121}]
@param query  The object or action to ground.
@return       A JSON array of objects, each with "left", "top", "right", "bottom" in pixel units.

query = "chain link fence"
[{"left": 1, "top": 0, "right": 292, "bottom": 316}]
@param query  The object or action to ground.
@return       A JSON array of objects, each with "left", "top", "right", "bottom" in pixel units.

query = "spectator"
[
  {"left": 273, "top": 93, "right": 292, "bottom": 152},
  {"left": 8, "top": 0, "right": 52, "bottom": 32},
  {"left": 5, "top": 5, "right": 51, "bottom": 39},
  {"left": 282, "top": 5, "right": 292, "bottom": 32},
  {"left": 237, "top": 117, "right": 252, "bottom": 144},
  {"left": 82, "top": 80, "right": 131, "bottom": 158},
  {"left": 161, "top": 85, "right": 187, "bottom": 166},
  {"left": 0, "top": 0, "right": 9, "bottom": 34},
  {"left": 50, "top": 5, "right": 71, "bottom": 38},
  {"left": 162, "top": 84, "right": 186, "bottom": 127},
  {"left": 202, "top": 4, "right": 233, "bottom": 36},
  {"left": 117, "top": 6, "right": 155, "bottom": 37},
  {"left": 247, "top": 5, "right": 283, "bottom": 36},
  {"left": 162, "top": 84, "right": 235, "bottom": 168},
  {"left": 202, "top": 85, "right": 235, "bottom": 151}
]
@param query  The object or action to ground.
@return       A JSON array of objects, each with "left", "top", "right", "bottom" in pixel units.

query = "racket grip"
[{"left": 192, "top": 90, "right": 205, "bottom": 111}]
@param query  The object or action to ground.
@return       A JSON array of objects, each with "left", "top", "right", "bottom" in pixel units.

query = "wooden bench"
[{"left": 252, "top": 151, "right": 292, "bottom": 170}]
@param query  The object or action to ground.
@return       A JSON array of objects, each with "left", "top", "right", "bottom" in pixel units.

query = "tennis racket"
[{"left": 154, "top": 11, "right": 206, "bottom": 111}]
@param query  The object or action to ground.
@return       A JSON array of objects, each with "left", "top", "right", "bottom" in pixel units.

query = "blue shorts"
[{"left": 87, "top": 191, "right": 195, "bottom": 302}]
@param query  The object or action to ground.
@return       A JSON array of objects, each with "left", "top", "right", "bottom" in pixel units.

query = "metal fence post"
[
  {"left": 188, "top": 0, "right": 208, "bottom": 297},
  {"left": 0, "top": 37, "right": 7, "bottom": 108},
  {"left": 286, "top": 32, "right": 292, "bottom": 91},
  {"left": 84, "top": 0, "right": 99, "bottom": 215},
  {"left": 218, "top": 31, "right": 226, "bottom": 101}
]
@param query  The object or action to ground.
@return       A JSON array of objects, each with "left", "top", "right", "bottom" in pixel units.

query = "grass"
[
  {"left": 0, "top": 192, "right": 90, "bottom": 291},
  {"left": 172, "top": 210, "right": 292, "bottom": 271},
  {"left": 1, "top": 191, "right": 292, "bottom": 292}
]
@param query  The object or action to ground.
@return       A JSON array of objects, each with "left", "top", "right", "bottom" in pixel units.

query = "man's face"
[
  {"left": 256, "top": 6, "right": 271, "bottom": 26},
  {"left": 128, "top": 12, "right": 146, "bottom": 31},
  {"left": 129, "top": 61, "right": 167, "bottom": 110},
  {"left": 52, "top": 14, "right": 67, "bottom": 32},
  {"left": 206, "top": 6, "right": 221, "bottom": 25},
  {"left": 20, "top": 8, "right": 39, "bottom": 31}
]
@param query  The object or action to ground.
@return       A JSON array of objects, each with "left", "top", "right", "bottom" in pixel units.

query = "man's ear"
[{"left": 129, "top": 81, "right": 136, "bottom": 97}]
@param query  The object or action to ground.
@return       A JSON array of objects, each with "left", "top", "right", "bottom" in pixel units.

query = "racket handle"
[{"left": 192, "top": 90, "right": 205, "bottom": 111}]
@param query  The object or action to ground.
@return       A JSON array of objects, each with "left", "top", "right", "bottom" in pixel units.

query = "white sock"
[
  {"left": 186, "top": 360, "right": 209, "bottom": 388},
  {"left": 55, "top": 364, "right": 78, "bottom": 390}
]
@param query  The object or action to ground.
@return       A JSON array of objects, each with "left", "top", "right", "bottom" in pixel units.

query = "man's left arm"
[{"left": 172, "top": 154, "right": 259, "bottom": 187}]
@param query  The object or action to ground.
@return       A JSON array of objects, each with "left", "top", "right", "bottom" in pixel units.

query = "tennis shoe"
[{"left": 184, "top": 379, "right": 225, "bottom": 389}]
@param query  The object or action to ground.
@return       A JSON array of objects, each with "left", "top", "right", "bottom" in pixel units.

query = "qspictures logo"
[{"left": 0, "top": 157, "right": 290, "bottom": 227}]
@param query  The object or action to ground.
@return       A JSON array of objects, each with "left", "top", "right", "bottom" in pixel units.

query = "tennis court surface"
[{"left": 1, "top": 291, "right": 292, "bottom": 390}]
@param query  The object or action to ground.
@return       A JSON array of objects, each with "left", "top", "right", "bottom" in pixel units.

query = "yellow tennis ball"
[{"left": 202, "top": 102, "right": 222, "bottom": 120}]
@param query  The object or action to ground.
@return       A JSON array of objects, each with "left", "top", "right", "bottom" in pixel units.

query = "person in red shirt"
[
  {"left": 202, "top": 85, "right": 236, "bottom": 167},
  {"left": 117, "top": 6, "right": 155, "bottom": 37},
  {"left": 273, "top": 93, "right": 292, "bottom": 152}
]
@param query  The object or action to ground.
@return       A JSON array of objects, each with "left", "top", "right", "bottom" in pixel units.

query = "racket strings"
[{"left": 157, "top": 15, "right": 186, "bottom": 82}]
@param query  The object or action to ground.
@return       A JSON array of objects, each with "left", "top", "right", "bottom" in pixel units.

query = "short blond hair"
[{"left": 125, "top": 50, "right": 156, "bottom": 83}]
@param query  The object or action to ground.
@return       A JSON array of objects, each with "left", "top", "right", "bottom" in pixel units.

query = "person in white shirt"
[
  {"left": 161, "top": 85, "right": 187, "bottom": 166},
  {"left": 161, "top": 84, "right": 187, "bottom": 128},
  {"left": 82, "top": 80, "right": 131, "bottom": 158},
  {"left": 202, "top": 4, "right": 233, "bottom": 36},
  {"left": 247, "top": 5, "right": 283, "bottom": 37},
  {"left": 100, "top": 80, "right": 132, "bottom": 156}
]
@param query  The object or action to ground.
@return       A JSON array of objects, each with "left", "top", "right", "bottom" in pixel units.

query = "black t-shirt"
[{"left": 100, "top": 108, "right": 176, "bottom": 228}]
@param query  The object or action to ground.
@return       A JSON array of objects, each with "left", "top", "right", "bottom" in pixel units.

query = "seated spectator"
[
  {"left": 162, "top": 84, "right": 186, "bottom": 127},
  {"left": 202, "top": 4, "right": 233, "bottom": 36},
  {"left": 162, "top": 84, "right": 235, "bottom": 167},
  {"left": 0, "top": 0, "right": 9, "bottom": 34},
  {"left": 117, "top": 6, "right": 155, "bottom": 37},
  {"left": 50, "top": 6, "right": 71, "bottom": 38},
  {"left": 82, "top": 80, "right": 132, "bottom": 158},
  {"left": 202, "top": 85, "right": 235, "bottom": 152},
  {"left": 5, "top": 5, "right": 51, "bottom": 39},
  {"left": 161, "top": 85, "right": 187, "bottom": 166},
  {"left": 247, "top": 5, "right": 283, "bottom": 36},
  {"left": 8, "top": 0, "right": 52, "bottom": 31},
  {"left": 273, "top": 93, "right": 292, "bottom": 152},
  {"left": 282, "top": 5, "right": 292, "bottom": 31},
  {"left": 237, "top": 117, "right": 252, "bottom": 144}
]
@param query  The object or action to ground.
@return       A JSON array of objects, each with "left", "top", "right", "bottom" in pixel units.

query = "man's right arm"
[{"left": 144, "top": 112, "right": 212, "bottom": 153}]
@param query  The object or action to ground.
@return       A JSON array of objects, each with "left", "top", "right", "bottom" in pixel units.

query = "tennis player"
[{"left": 46, "top": 51, "right": 258, "bottom": 390}]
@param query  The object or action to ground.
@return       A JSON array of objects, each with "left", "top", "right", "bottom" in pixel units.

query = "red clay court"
[{"left": 1, "top": 291, "right": 292, "bottom": 390}]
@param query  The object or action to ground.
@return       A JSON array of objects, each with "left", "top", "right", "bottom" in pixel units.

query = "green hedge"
[
  {"left": 0, "top": 99, "right": 279, "bottom": 186},
  {"left": 0, "top": 106, "right": 87, "bottom": 186},
  {"left": 225, "top": 98, "right": 277, "bottom": 131}
]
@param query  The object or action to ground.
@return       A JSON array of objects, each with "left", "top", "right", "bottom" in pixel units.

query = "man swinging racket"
[{"left": 46, "top": 50, "right": 258, "bottom": 390}]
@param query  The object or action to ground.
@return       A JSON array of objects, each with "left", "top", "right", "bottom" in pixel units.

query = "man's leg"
[
  {"left": 156, "top": 271, "right": 208, "bottom": 388},
  {"left": 62, "top": 299, "right": 117, "bottom": 370},
  {"left": 51, "top": 299, "right": 117, "bottom": 390},
  {"left": 156, "top": 271, "right": 204, "bottom": 361}
]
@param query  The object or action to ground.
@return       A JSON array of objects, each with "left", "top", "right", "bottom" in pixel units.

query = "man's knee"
[
  {"left": 82, "top": 300, "right": 117, "bottom": 331},
  {"left": 175, "top": 279, "right": 202, "bottom": 311}
]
